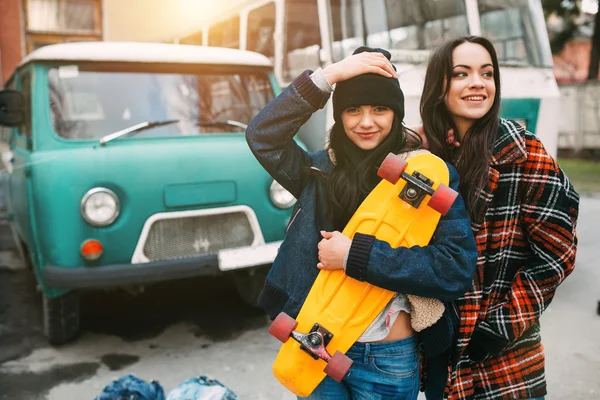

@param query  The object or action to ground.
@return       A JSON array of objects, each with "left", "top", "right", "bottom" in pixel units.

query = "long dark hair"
[
  {"left": 326, "top": 116, "right": 421, "bottom": 230},
  {"left": 420, "top": 36, "right": 501, "bottom": 220}
]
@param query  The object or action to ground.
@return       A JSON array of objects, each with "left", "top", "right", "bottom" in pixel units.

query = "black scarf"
[
  {"left": 328, "top": 126, "right": 402, "bottom": 230},
  {"left": 339, "top": 137, "right": 379, "bottom": 201}
]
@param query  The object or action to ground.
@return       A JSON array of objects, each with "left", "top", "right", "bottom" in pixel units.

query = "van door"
[{"left": 9, "top": 69, "right": 34, "bottom": 253}]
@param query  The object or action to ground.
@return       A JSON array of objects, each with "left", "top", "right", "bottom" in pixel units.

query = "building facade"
[{"left": 0, "top": 0, "right": 103, "bottom": 86}]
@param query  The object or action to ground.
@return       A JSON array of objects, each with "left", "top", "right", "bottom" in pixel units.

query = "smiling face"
[
  {"left": 444, "top": 42, "right": 496, "bottom": 138},
  {"left": 341, "top": 105, "right": 394, "bottom": 150}
]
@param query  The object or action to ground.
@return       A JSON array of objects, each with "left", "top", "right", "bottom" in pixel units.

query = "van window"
[
  {"left": 179, "top": 31, "right": 203, "bottom": 46},
  {"left": 48, "top": 67, "right": 274, "bottom": 140},
  {"left": 330, "top": 0, "right": 365, "bottom": 62},
  {"left": 330, "top": 0, "right": 468, "bottom": 61},
  {"left": 382, "top": 0, "right": 468, "bottom": 50},
  {"left": 208, "top": 16, "right": 241, "bottom": 48},
  {"left": 19, "top": 72, "right": 32, "bottom": 138},
  {"left": 247, "top": 2, "right": 275, "bottom": 59},
  {"left": 1, "top": 80, "right": 17, "bottom": 143},
  {"left": 283, "top": 0, "right": 321, "bottom": 82},
  {"left": 479, "top": 0, "right": 552, "bottom": 67}
]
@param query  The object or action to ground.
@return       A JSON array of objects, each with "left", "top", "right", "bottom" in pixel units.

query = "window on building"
[
  {"left": 26, "top": 0, "right": 100, "bottom": 33},
  {"left": 24, "top": 0, "right": 102, "bottom": 53},
  {"left": 64, "top": 0, "right": 96, "bottom": 31}
]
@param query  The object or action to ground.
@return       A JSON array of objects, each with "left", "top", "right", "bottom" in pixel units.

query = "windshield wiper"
[
  {"left": 99, "top": 119, "right": 180, "bottom": 146},
  {"left": 196, "top": 120, "right": 248, "bottom": 130}
]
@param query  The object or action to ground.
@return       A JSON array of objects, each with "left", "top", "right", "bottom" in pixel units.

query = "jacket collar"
[
  {"left": 469, "top": 119, "right": 527, "bottom": 229},
  {"left": 489, "top": 118, "right": 528, "bottom": 167}
]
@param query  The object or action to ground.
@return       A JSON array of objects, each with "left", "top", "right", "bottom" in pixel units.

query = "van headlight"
[
  {"left": 81, "top": 188, "right": 120, "bottom": 226},
  {"left": 270, "top": 180, "right": 296, "bottom": 209}
]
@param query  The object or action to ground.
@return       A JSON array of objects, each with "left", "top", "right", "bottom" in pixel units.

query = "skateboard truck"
[
  {"left": 378, "top": 153, "right": 458, "bottom": 215},
  {"left": 294, "top": 323, "right": 334, "bottom": 361},
  {"left": 269, "top": 313, "right": 354, "bottom": 383},
  {"left": 399, "top": 171, "right": 435, "bottom": 208}
]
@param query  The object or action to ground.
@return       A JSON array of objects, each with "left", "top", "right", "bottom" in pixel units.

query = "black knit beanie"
[{"left": 332, "top": 46, "right": 405, "bottom": 123}]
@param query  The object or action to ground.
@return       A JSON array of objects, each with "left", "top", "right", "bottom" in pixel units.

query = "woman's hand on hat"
[
  {"left": 323, "top": 52, "right": 397, "bottom": 86},
  {"left": 316, "top": 230, "right": 351, "bottom": 271}
]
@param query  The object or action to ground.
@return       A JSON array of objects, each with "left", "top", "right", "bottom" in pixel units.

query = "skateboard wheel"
[
  {"left": 324, "top": 351, "right": 353, "bottom": 383},
  {"left": 269, "top": 312, "right": 298, "bottom": 343},
  {"left": 377, "top": 153, "right": 407, "bottom": 184},
  {"left": 427, "top": 184, "right": 458, "bottom": 215}
]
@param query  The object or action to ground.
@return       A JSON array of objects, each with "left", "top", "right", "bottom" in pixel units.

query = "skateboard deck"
[{"left": 269, "top": 152, "right": 457, "bottom": 397}]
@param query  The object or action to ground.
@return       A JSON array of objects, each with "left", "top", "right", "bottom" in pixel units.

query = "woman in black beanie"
[{"left": 246, "top": 47, "right": 477, "bottom": 399}]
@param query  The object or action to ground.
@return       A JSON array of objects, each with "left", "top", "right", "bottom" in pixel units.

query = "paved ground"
[
  {"left": 0, "top": 197, "right": 598, "bottom": 400},
  {"left": 539, "top": 195, "right": 600, "bottom": 399}
]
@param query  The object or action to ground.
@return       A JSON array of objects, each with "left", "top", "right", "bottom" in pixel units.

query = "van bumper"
[{"left": 42, "top": 241, "right": 282, "bottom": 289}]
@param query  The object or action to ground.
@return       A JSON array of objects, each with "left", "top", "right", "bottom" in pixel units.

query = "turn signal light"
[{"left": 81, "top": 239, "right": 103, "bottom": 261}]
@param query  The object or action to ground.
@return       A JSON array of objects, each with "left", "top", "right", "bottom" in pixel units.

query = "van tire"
[
  {"left": 232, "top": 265, "right": 270, "bottom": 307},
  {"left": 42, "top": 291, "right": 80, "bottom": 345}
]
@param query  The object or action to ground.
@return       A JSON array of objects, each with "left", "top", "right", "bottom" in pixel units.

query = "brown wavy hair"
[{"left": 420, "top": 36, "right": 501, "bottom": 220}]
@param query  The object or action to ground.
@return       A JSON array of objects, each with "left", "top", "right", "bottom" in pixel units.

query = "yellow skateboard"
[{"left": 268, "top": 152, "right": 458, "bottom": 397}]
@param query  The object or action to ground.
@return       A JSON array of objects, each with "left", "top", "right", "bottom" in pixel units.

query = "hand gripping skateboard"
[{"left": 268, "top": 152, "right": 458, "bottom": 397}]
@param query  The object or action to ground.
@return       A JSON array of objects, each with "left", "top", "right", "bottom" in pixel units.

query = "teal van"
[{"left": 0, "top": 42, "right": 297, "bottom": 344}]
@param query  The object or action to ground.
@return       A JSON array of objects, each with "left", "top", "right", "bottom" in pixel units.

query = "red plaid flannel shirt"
[{"left": 445, "top": 119, "right": 579, "bottom": 399}]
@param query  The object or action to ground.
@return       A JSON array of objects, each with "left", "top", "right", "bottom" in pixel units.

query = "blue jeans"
[{"left": 300, "top": 334, "right": 420, "bottom": 400}]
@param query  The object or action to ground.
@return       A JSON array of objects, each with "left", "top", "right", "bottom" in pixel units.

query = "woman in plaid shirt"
[{"left": 418, "top": 36, "right": 580, "bottom": 399}]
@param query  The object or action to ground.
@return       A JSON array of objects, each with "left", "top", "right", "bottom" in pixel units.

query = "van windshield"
[{"left": 48, "top": 66, "right": 274, "bottom": 140}]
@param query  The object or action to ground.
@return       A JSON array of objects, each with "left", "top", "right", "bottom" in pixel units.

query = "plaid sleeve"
[{"left": 469, "top": 134, "right": 580, "bottom": 358}]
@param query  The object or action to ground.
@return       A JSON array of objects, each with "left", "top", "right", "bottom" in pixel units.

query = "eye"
[
  {"left": 453, "top": 71, "right": 467, "bottom": 78},
  {"left": 344, "top": 107, "right": 360, "bottom": 114},
  {"left": 373, "top": 106, "right": 390, "bottom": 112},
  {"left": 482, "top": 71, "right": 494, "bottom": 78}
]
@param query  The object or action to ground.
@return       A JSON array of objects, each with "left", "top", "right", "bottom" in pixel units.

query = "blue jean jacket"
[
  {"left": 95, "top": 375, "right": 238, "bottom": 400},
  {"left": 246, "top": 71, "right": 477, "bottom": 342},
  {"left": 94, "top": 375, "right": 165, "bottom": 400}
]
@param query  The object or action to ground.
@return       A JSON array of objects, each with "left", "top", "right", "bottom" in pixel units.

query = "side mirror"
[{"left": 0, "top": 90, "right": 25, "bottom": 127}]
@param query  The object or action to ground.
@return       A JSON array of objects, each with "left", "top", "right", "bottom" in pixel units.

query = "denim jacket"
[{"left": 246, "top": 71, "right": 477, "bottom": 344}]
